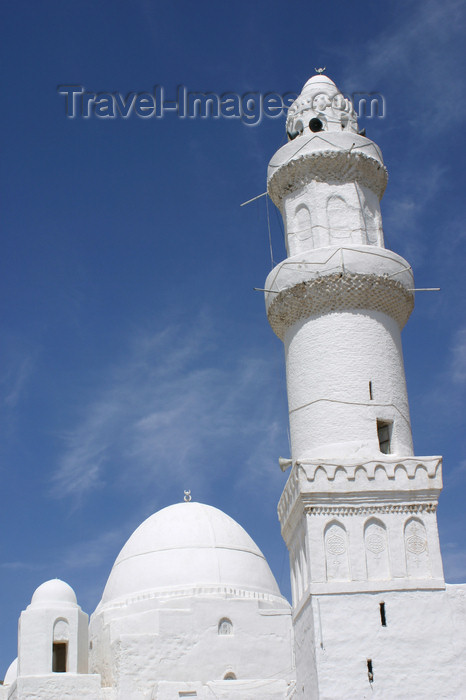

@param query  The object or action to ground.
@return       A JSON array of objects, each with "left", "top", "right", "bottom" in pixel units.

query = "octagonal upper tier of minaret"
[{"left": 268, "top": 75, "right": 389, "bottom": 263}]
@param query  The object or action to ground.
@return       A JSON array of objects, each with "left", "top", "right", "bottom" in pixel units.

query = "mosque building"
[{"left": 2, "top": 73, "right": 466, "bottom": 699}]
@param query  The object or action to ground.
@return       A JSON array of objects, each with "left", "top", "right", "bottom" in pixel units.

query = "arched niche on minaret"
[
  {"left": 360, "top": 185, "right": 384, "bottom": 246},
  {"left": 326, "top": 194, "right": 354, "bottom": 243},
  {"left": 324, "top": 521, "right": 350, "bottom": 581},
  {"left": 288, "top": 203, "right": 313, "bottom": 255},
  {"left": 405, "top": 517, "right": 431, "bottom": 579},
  {"left": 364, "top": 518, "right": 390, "bottom": 580}
]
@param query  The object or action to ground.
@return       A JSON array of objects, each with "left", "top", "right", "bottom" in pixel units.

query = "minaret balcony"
[{"left": 265, "top": 245, "right": 414, "bottom": 340}]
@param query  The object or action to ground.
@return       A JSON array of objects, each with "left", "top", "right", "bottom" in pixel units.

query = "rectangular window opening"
[
  {"left": 380, "top": 602, "right": 387, "bottom": 627},
  {"left": 369, "top": 381, "right": 373, "bottom": 400},
  {"left": 377, "top": 420, "right": 392, "bottom": 454},
  {"left": 367, "top": 658, "right": 374, "bottom": 683},
  {"left": 52, "top": 642, "right": 67, "bottom": 673}
]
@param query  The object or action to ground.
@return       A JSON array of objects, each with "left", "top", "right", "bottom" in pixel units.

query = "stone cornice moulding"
[
  {"left": 296, "top": 456, "right": 442, "bottom": 481},
  {"left": 94, "top": 584, "right": 290, "bottom": 616},
  {"left": 293, "top": 579, "right": 446, "bottom": 603},
  {"left": 267, "top": 150, "right": 388, "bottom": 207},
  {"left": 267, "top": 272, "right": 414, "bottom": 339},
  {"left": 303, "top": 502, "right": 438, "bottom": 516},
  {"left": 278, "top": 458, "right": 442, "bottom": 535}
]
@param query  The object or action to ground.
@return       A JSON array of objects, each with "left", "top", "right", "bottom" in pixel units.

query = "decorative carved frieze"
[
  {"left": 268, "top": 150, "right": 388, "bottom": 207},
  {"left": 296, "top": 457, "right": 442, "bottom": 482},
  {"left": 267, "top": 272, "right": 414, "bottom": 339},
  {"left": 304, "top": 503, "right": 437, "bottom": 516}
]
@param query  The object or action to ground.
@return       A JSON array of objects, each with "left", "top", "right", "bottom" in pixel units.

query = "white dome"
[
  {"left": 30, "top": 578, "right": 77, "bottom": 607},
  {"left": 100, "top": 502, "right": 282, "bottom": 606},
  {"left": 3, "top": 657, "right": 17, "bottom": 686},
  {"left": 302, "top": 74, "right": 338, "bottom": 93}
]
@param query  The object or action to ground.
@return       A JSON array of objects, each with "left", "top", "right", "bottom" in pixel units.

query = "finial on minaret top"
[
  {"left": 184, "top": 489, "right": 192, "bottom": 502},
  {"left": 286, "top": 72, "right": 358, "bottom": 138}
]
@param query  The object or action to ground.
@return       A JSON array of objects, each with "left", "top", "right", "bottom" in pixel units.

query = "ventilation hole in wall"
[
  {"left": 89, "top": 641, "right": 93, "bottom": 650},
  {"left": 380, "top": 602, "right": 387, "bottom": 627},
  {"left": 224, "top": 672, "right": 236, "bottom": 680},
  {"left": 369, "top": 381, "right": 373, "bottom": 400},
  {"left": 367, "top": 659, "right": 374, "bottom": 683}
]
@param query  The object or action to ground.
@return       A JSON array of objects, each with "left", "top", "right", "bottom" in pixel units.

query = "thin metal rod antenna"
[
  {"left": 254, "top": 287, "right": 279, "bottom": 293},
  {"left": 240, "top": 191, "right": 267, "bottom": 207}
]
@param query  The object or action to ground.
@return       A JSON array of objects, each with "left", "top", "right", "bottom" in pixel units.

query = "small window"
[
  {"left": 367, "top": 659, "right": 374, "bottom": 683},
  {"left": 224, "top": 672, "right": 236, "bottom": 680},
  {"left": 218, "top": 618, "right": 233, "bottom": 635},
  {"left": 369, "top": 381, "right": 373, "bottom": 400},
  {"left": 52, "top": 642, "right": 67, "bottom": 673},
  {"left": 377, "top": 420, "right": 392, "bottom": 454},
  {"left": 380, "top": 602, "right": 387, "bottom": 627}
]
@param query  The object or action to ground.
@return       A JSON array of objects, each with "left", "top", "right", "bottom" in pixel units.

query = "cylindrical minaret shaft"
[{"left": 265, "top": 74, "right": 415, "bottom": 464}]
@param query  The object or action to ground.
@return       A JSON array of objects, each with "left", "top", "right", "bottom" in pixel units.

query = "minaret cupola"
[{"left": 286, "top": 74, "right": 359, "bottom": 138}]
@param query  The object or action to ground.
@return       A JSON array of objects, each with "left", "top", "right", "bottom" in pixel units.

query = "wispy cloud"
[
  {"left": 442, "top": 542, "right": 466, "bottom": 583},
  {"left": 0, "top": 561, "right": 45, "bottom": 572},
  {"left": 345, "top": 0, "right": 466, "bottom": 132},
  {"left": 449, "top": 328, "right": 466, "bottom": 385},
  {"left": 381, "top": 165, "right": 444, "bottom": 265},
  {"left": 51, "top": 313, "right": 286, "bottom": 502},
  {"left": 1, "top": 354, "right": 34, "bottom": 409},
  {"left": 61, "top": 527, "right": 128, "bottom": 570},
  {"left": 418, "top": 326, "right": 466, "bottom": 433}
]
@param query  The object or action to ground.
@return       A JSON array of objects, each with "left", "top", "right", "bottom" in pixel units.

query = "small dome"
[
  {"left": 3, "top": 658, "right": 17, "bottom": 686},
  {"left": 100, "top": 502, "right": 282, "bottom": 606},
  {"left": 30, "top": 579, "right": 77, "bottom": 607},
  {"left": 302, "top": 74, "right": 338, "bottom": 93}
]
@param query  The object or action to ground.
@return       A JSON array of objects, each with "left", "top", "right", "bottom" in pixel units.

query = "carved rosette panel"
[
  {"left": 364, "top": 519, "right": 390, "bottom": 580},
  {"left": 405, "top": 518, "right": 430, "bottom": 578},
  {"left": 324, "top": 522, "right": 350, "bottom": 581}
]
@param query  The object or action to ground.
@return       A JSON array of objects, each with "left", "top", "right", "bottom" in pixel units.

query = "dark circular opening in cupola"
[{"left": 309, "top": 117, "right": 324, "bottom": 132}]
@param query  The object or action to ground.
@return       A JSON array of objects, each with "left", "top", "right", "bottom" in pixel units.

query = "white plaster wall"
[
  {"left": 153, "top": 679, "right": 290, "bottom": 699},
  {"left": 18, "top": 605, "right": 88, "bottom": 677},
  {"left": 90, "top": 596, "right": 293, "bottom": 699},
  {"left": 19, "top": 674, "right": 101, "bottom": 699},
  {"left": 5, "top": 674, "right": 101, "bottom": 700},
  {"left": 292, "top": 597, "right": 319, "bottom": 699},
  {"left": 283, "top": 181, "right": 383, "bottom": 256},
  {"left": 284, "top": 309, "right": 413, "bottom": 461},
  {"left": 309, "top": 586, "right": 466, "bottom": 699}
]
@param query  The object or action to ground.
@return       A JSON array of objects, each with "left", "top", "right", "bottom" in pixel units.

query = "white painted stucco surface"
[{"left": 3, "top": 71, "right": 466, "bottom": 700}]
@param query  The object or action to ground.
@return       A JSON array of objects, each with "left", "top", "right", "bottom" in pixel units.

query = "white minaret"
[{"left": 264, "top": 74, "right": 465, "bottom": 698}]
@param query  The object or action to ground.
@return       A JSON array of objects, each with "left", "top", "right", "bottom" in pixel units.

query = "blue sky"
[{"left": 1, "top": 0, "right": 465, "bottom": 674}]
